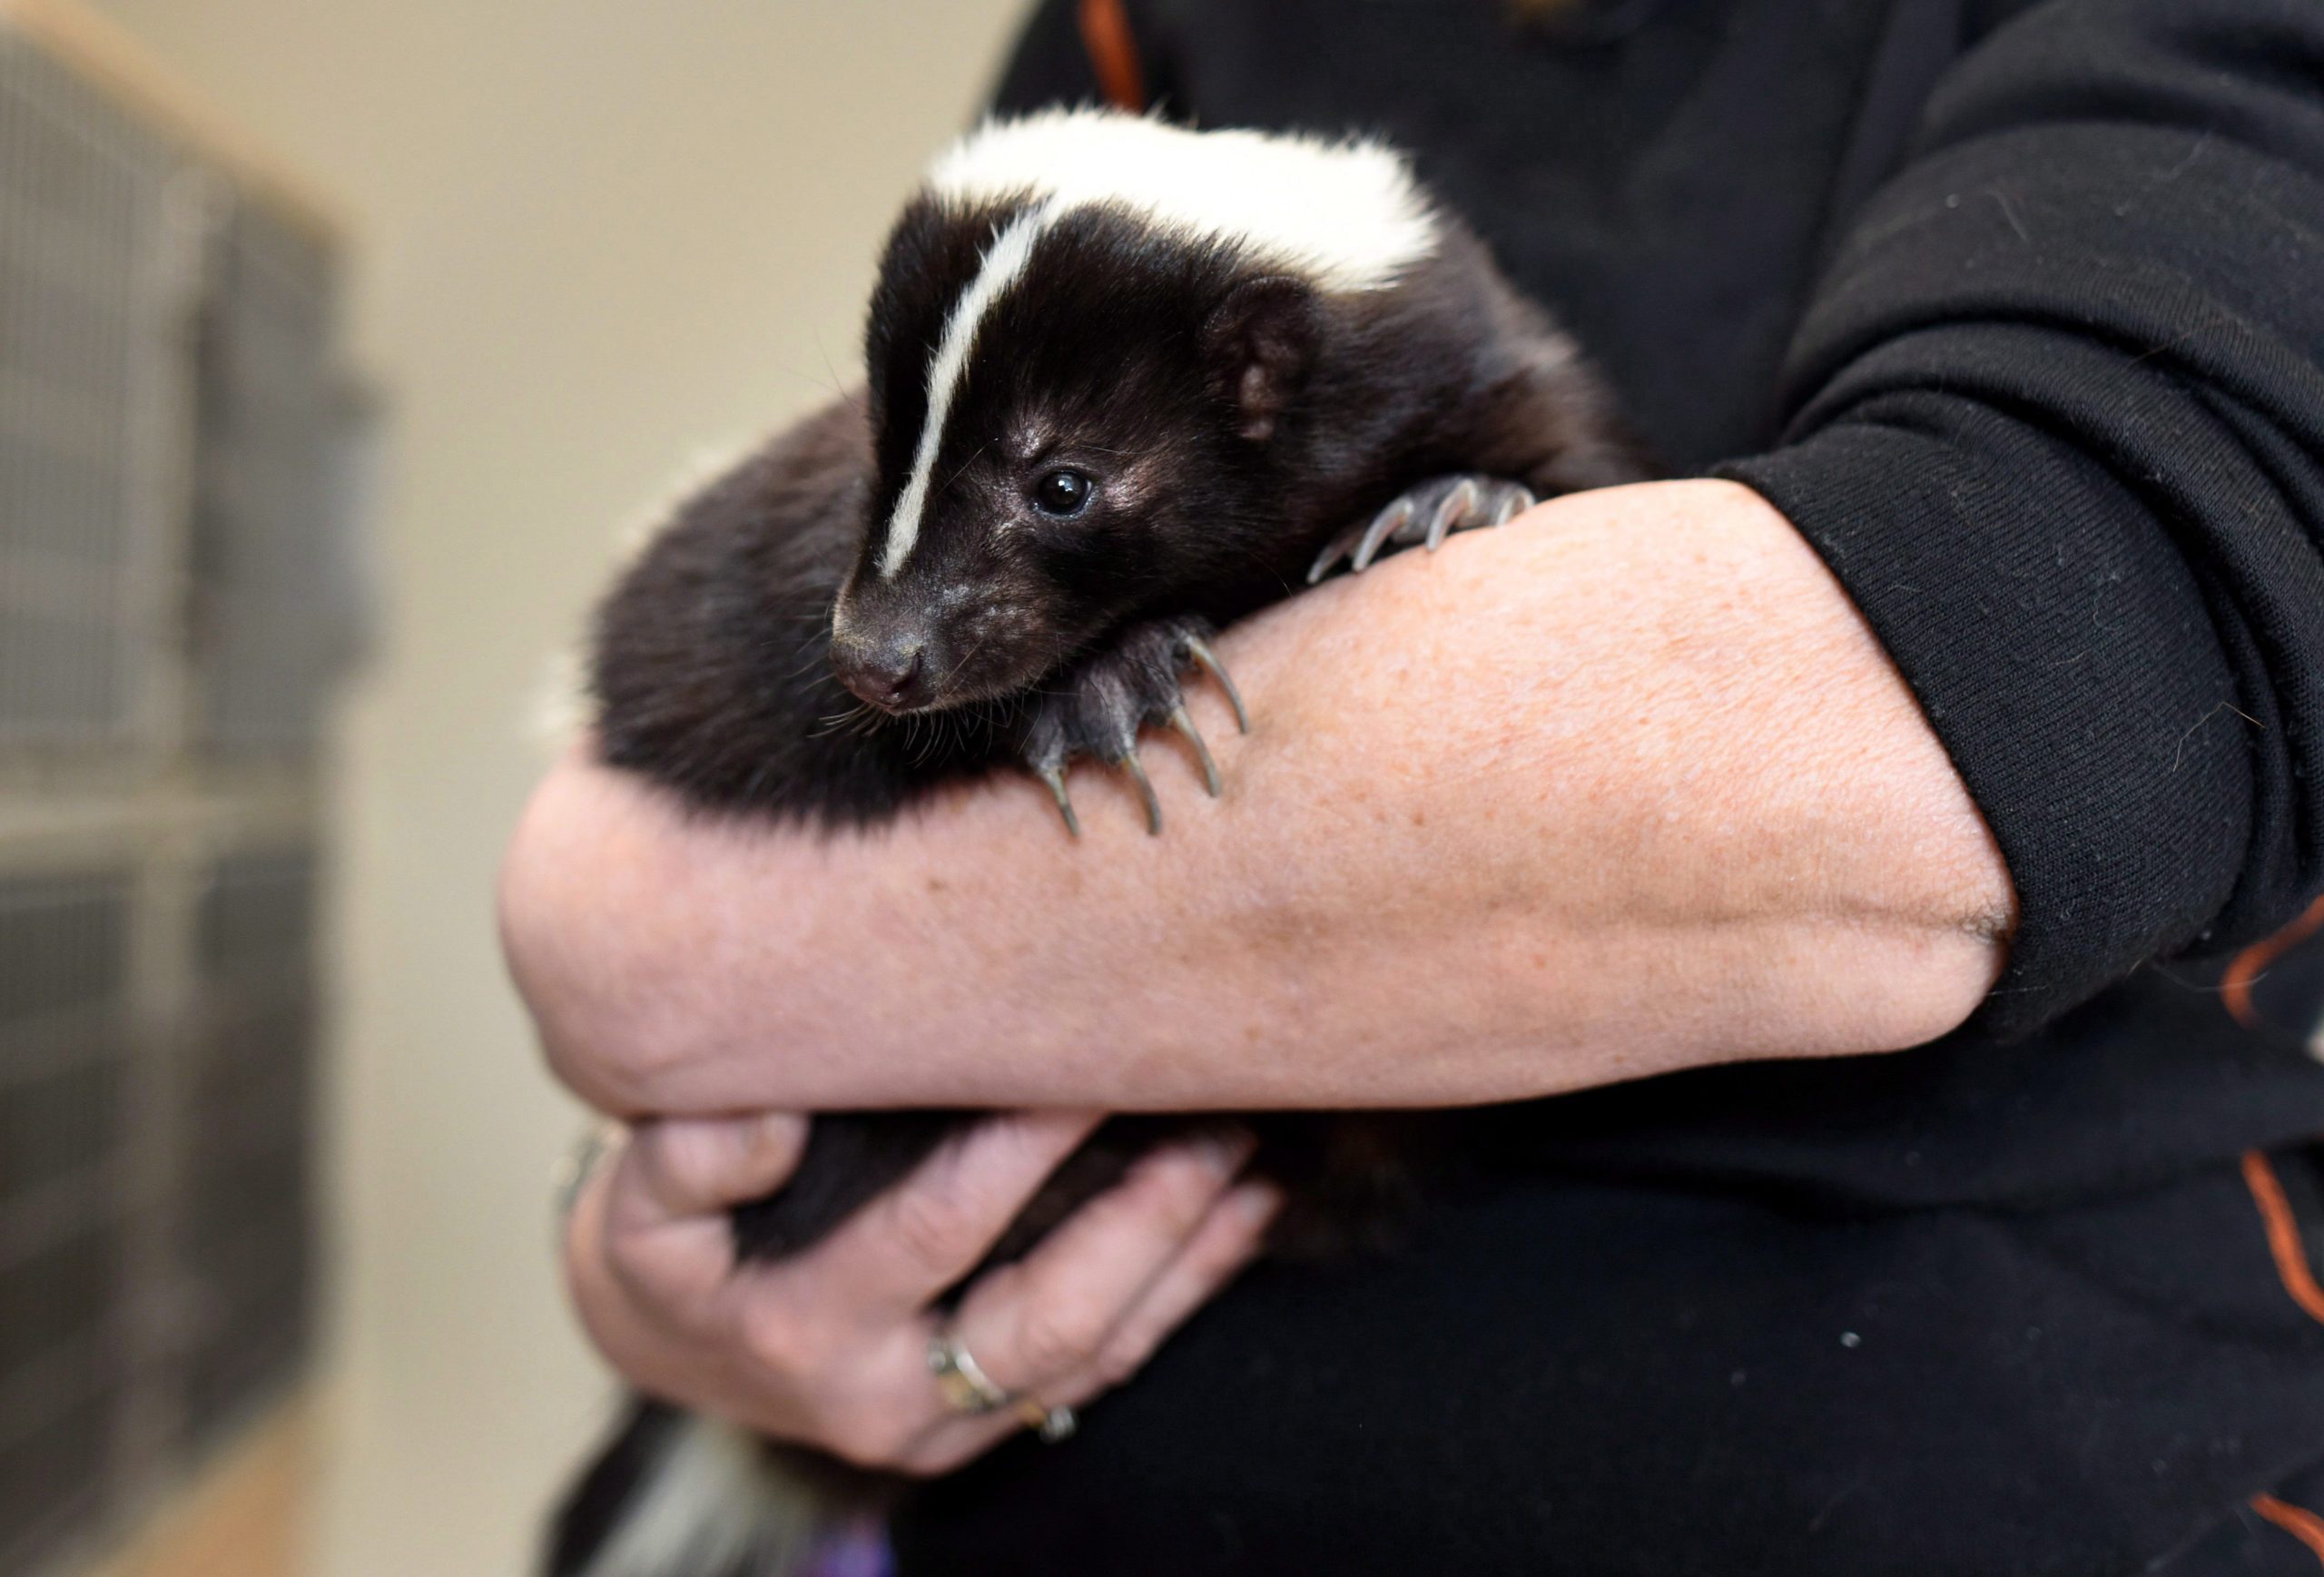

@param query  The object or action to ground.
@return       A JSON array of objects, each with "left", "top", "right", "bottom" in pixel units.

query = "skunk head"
[{"left": 829, "top": 110, "right": 1438, "bottom": 715}]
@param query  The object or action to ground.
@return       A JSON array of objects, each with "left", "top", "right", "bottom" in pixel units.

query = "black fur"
[
  {"left": 554, "top": 168, "right": 1651, "bottom": 1577},
  {"left": 546, "top": 1400, "right": 686, "bottom": 1576}
]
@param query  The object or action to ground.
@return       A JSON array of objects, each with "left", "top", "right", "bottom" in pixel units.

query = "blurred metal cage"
[
  {"left": 0, "top": 33, "right": 172, "bottom": 752},
  {"left": 194, "top": 210, "right": 351, "bottom": 755},
  {"left": 0, "top": 7, "right": 359, "bottom": 1572},
  {"left": 182, "top": 853, "right": 317, "bottom": 1447},
  {"left": 0, "top": 872, "right": 131, "bottom": 1570}
]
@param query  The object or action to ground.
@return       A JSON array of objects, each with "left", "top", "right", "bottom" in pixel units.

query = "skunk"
[{"left": 550, "top": 108, "right": 1650, "bottom": 1577}]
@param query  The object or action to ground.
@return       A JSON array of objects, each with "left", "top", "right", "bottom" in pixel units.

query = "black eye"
[{"left": 1031, "top": 468, "right": 1095, "bottom": 518}]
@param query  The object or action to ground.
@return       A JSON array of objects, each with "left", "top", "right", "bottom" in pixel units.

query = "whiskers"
[
  {"left": 807, "top": 694, "right": 987, "bottom": 770},
  {"left": 809, "top": 697, "right": 889, "bottom": 740},
  {"left": 904, "top": 707, "right": 978, "bottom": 767}
]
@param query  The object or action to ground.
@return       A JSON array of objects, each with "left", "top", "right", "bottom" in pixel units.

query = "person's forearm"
[{"left": 503, "top": 479, "right": 2014, "bottom": 1118}]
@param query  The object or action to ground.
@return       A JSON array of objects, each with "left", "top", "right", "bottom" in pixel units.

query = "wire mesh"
[
  {"left": 192, "top": 207, "right": 344, "bottom": 755},
  {"left": 181, "top": 851, "right": 315, "bottom": 1449},
  {"left": 0, "top": 872, "right": 133, "bottom": 1575},
  {"left": 0, "top": 34, "right": 173, "bottom": 751},
  {"left": 0, "top": 20, "right": 350, "bottom": 1571}
]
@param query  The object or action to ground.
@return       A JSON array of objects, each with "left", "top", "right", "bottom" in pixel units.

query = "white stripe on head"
[
  {"left": 877, "top": 201, "right": 1059, "bottom": 579},
  {"left": 928, "top": 108, "right": 1440, "bottom": 295}
]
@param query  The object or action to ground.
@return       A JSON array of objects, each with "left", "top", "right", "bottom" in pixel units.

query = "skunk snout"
[
  {"left": 832, "top": 572, "right": 1047, "bottom": 714},
  {"left": 831, "top": 623, "right": 929, "bottom": 712}
]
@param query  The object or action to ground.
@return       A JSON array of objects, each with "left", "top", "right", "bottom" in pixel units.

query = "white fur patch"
[
  {"left": 877, "top": 201, "right": 1059, "bottom": 579},
  {"left": 575, "top": 1414, "right": 817, "bottom": 1577},
  {"left": 928, "top": 108, "right": 1440, "bottom": 295},
  {"left": 527, "top": 645, "right": 589, "bottom": 756}
]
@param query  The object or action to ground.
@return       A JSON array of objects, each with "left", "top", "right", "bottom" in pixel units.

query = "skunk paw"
[
  {"left": 1305, "top": 473, "right": 1537, "bottom": 584},
  {"left": 1019, "top": 615, "right": 1246, "bottom": 837}
]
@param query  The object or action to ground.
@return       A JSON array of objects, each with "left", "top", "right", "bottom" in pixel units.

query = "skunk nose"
[{"left": 832, "top": 636, "right": 926, "bottom": 711}]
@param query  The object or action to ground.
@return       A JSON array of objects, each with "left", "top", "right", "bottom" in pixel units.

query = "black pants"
[{"left": 896, "top": 1148, "right": 2324, "bottom": 1576}]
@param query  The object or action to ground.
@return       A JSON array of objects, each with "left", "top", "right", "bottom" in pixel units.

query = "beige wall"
[{"left": 77, "top": 4, "right": 1030, "bottom": 1572}]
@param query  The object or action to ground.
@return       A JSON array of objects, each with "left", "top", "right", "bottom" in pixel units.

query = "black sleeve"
[
  {"left": 1717, "top": 0, "right": 2324, "bottom": 1035},
  {"left": 987, "top": 0, "right": 1105, "bottom": 115}
]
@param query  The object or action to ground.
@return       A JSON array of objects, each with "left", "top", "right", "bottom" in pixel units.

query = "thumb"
[{"left": 623, "top": 1112, "right": 810, "bottom": 1223}]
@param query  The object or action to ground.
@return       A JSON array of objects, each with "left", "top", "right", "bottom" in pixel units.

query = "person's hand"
[
  {"left": 503, "top": 479, "right": 2014, "bottom": 1122},
  {"left": 565, "top": 1109, "right": 1281, "bottom": 1472}
]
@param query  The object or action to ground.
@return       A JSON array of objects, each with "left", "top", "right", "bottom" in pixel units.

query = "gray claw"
[
  {"left": 1423, "top": 478, "right": 1482, "bottom": 552},
  {"left": 1305, "top": 538, "right": 1344, "bottom": 586},
  {"left": 1184, "top": 635, "right": 1249, "bottom": 733},
  {"left": 1492, "top": 483, "right": 1537, "bottom": 527},
  {"left": 1350, "top": 496, "right": 1415, "bottom": 573},
  {"left": 1167, "top": 706, "right": 1222, "bottom": 797},
  {"left": 1037, "top": 764, "right": 1079, "bottom": 838},
  {"left": 1118, "top": 748, "right": 1163, "bottom": 834}
]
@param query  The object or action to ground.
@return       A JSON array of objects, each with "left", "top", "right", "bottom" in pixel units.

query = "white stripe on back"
[
  {"left": 877, "top": 202, "right": 1059, "bottom": 579},
  {"left": 576, "top": 1414, "right": 812, "bottom": 1577}
]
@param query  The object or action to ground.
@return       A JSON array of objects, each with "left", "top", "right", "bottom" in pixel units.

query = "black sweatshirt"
[{"left": 889, "top": 4, "right": 2324, "bottom": 1572}]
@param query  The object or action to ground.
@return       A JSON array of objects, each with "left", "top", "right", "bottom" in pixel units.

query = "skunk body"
[{"left": 551, "top": 110, "right": 1649, "bottom": 1577}]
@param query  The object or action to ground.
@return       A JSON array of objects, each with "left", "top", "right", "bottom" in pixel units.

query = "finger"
[
  {"left": 1059, "top": 1178, "right": 1281, "bottom": 1401},
  {"left": 596, "top": 1119, "right": 801, "bottom": 1322},
  {"left": 569, "top": 1158, "right": 843, "bottom": 1445},
  {"left": 743, "top": 1124, "right": 1226, "bottom": 1467},
  {"left": 621, "top": 1112, "right": 809, "bottom": 1223},
  {"left": 899, "top": 1179, "right": 1283, "bottom": 1478},
  {"left": 946, "top": 1131, "right": 1256, "bottom": 1395},
  {"left": 801, "top": 1109, "right": 1104, "bottom": 1312},
  {"left": 564, "top": 1142, "right": 724, "bottom": 1398}
]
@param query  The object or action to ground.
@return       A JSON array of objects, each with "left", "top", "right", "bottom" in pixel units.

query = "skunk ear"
[{"left": 1201, "top": 276, "right": 1317, "bottom": 442}]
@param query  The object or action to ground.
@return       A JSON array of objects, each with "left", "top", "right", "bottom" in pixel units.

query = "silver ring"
[
  {"left": 927, "top": 1331, "right": 1013, "bottom": 1416},
  {"left": 928, "top": 1333, "right": 1078, "bottom": 1444}
]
